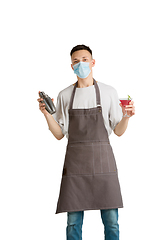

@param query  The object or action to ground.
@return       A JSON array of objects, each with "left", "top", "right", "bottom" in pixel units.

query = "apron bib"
[{"left": 56, "top": 79, "right": 123, "bottom": 214}]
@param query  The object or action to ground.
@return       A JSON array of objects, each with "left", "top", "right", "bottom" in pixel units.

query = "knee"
[
  {"left": 67, "top": 211, "right": 84, "bottom": 227},
  {"left": 101, "top": 209, "right": 119, "bottom": 227}
]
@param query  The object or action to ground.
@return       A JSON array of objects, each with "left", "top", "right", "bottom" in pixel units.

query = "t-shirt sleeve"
[
  {"left": 109, "top": 88, "right": 123, "bottom": 130},
  {"left": 52, "top": 92, "right": 68, "bottom": 136}
]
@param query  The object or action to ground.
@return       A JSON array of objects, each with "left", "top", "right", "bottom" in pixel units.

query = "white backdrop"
[{"left": 0, "top": 0, "right": 160, "bottom": 239}]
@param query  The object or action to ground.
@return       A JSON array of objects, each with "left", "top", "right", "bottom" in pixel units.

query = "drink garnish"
[{"left": 128, "top": 95, "right": 132, "bottom": 100}]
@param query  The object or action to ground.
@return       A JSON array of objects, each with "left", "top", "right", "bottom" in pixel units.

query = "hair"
[{"left": 70, "top": 44, "right": 93, "bottom": 57}]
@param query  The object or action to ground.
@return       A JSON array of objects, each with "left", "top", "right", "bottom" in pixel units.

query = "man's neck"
[{"left": 77, "top": 73, "right": 94, "bottom": 88}]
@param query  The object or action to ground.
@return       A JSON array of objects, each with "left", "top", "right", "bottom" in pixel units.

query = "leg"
[
  {"left": 66, "top": 211, "right": 84, "bottom": 240},
  {"left": 100, "top": 209, "right": 119, "bottom": 240}
]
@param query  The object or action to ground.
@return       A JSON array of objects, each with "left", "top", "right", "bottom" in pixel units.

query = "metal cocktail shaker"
[{"left": 39, "top": 91, "right": 56, "bottom": 114}]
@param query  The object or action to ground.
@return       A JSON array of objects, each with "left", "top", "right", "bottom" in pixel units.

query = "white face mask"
[{"left": 73, "top": 61, "right": 91, "bottom": 79}]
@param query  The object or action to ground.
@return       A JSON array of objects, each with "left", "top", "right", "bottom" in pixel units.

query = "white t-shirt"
[{"left": 52, "top": 81, "right": 122, "bottom": 138}]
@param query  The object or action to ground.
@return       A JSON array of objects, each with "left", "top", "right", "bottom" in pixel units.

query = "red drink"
[
  {"left": 119, "top": 99, "right": 131, "bottom": 107},
  {"left": 119, "top": 98, "right": 132, "bottom": 117}
]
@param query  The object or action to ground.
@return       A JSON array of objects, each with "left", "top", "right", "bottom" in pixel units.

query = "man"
[{"left": 37, "top": 44, "right": 135, "bottom": 240}]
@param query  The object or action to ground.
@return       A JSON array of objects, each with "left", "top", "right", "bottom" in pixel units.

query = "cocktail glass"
[{"left": 119, "top": 98, "right": 131, "bottom": 117}]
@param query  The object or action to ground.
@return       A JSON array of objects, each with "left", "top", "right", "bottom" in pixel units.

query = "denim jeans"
[{"left": 66, "top": 209, "right": 119, "bottom": 240}]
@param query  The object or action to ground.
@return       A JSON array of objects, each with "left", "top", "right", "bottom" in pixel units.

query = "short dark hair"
[{"left": 70, "top": 44, "right": 92, "bottom": 57}]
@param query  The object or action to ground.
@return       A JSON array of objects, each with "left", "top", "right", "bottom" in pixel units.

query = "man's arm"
[
  {"left": 114, "top": 117, "right": 129, "bottom": 136},
  {"left": 114, "top": 101, "right": 135, "bottom": 137},
  {"left": 37, "top": 95, "right": 64, "bottom": 140},
  {"left": 44, "top": 113, "right": 64, "bottom": 140}
]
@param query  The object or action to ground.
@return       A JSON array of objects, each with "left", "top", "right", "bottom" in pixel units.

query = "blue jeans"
[{"left": 66, "top": 209, "right": 119, "bottom": 240}]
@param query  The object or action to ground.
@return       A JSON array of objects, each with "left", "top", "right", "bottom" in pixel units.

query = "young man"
[{"left": 37, "top": 44, "right": 135, "bottom": 240}]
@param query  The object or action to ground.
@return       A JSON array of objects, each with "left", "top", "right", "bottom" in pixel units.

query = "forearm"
[
  {"left": 114, "top": 117, "right": 129, "bottom": 137},
  {"left": 44, "top": 113, "right": 64, "bottom": 140}
]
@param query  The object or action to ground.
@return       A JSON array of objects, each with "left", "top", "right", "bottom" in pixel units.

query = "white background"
[{"left": 0, "top": 0, "right": 160, "bottom": 239}]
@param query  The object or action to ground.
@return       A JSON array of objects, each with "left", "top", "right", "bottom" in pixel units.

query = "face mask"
[{"left": 73, "top": 61, "right": 91, "bottom": 79}]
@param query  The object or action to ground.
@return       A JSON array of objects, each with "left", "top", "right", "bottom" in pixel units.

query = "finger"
[
  {"left": 37, "top": 98, "right": 44, "bottom": 102},
  {"left": 125, "top": 109, "right": 133, "bottom": 111},
  {"left": 40, "top": 106, "right": 46, "bottom": 111},
  {"left": 119, "top": 103, "right": 125, "bottom": 108},
  {"left": 129, "top": 101, "right": 134, "bottom": 105},
  {"left": 125, "top": 104, "right": 135, "bottom": 108},
  {"left": 125, "top": 108, "right": 134, "bottom": 111},
  {"left": 125, "top": 107, "right": 135, "bottom": 111},
  {"left": 39, "top": 103, "right": 45, "bottom": 107}
]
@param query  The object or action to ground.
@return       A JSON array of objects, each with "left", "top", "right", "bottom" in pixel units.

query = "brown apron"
[{"left": 56, "top": 79, "right": 123, "bottom": 214}]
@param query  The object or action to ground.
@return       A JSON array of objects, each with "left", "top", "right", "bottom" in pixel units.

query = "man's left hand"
[{"left": 119, "top": 101, "right": 135, "bottom": 118}]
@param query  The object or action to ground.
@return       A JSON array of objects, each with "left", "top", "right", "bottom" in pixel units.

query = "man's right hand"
[
  {"left": 37, "top": 91, "right": 64, "bottom": 140},
  {"left": 37, "top": 91, "right": 54, "bottom": 115}
]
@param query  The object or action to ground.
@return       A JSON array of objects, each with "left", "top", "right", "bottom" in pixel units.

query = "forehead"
[{"left": 71, "top": 50, "right": 91, "bottom": 60}]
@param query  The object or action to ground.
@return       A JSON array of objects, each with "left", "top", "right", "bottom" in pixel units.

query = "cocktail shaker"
[{"left": 39, "top": 91, "right": 56, "bottom": 114}]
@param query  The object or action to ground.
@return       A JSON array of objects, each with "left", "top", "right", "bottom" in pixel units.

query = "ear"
[
  {"left": 71, "top": 64, "right": 74, "bottom": 70},
  {"left": 91, "top": 59, "right": 95, "bottom": 67}
]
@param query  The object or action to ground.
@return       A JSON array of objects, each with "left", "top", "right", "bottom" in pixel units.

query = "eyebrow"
[{"left": 73, "top": 56, "right": 89, "bottom": 60}]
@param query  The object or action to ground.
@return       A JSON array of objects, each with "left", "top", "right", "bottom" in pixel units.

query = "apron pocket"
[
  {"left": 64, "top": 144, "right": 94, "bottom": 176},
  {"left": 93, "top": 143, "right": 117, "bottom": 174}
]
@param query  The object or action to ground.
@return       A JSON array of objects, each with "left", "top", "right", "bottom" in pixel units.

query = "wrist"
[
  {"left": 122, "top": 115, "right": 130, "bottom": 120},
  {"left": 43, "top": 111, "right": 51, "bottom": 118},
  {"left": 121, "top": 116, "right": 130, "bottom": 123}
]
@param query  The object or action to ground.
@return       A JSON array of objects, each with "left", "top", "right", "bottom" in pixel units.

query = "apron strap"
[
  {"left": 69, "top": 79, "right": 101, "bottom": 110},
  {"left": 94, "top": 79, "right": 101, "bottom": 107}
]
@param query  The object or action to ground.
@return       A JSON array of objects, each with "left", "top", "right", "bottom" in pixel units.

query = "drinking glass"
[{"left": 119, "top": 98, "right": 131, "bottom": 117}]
